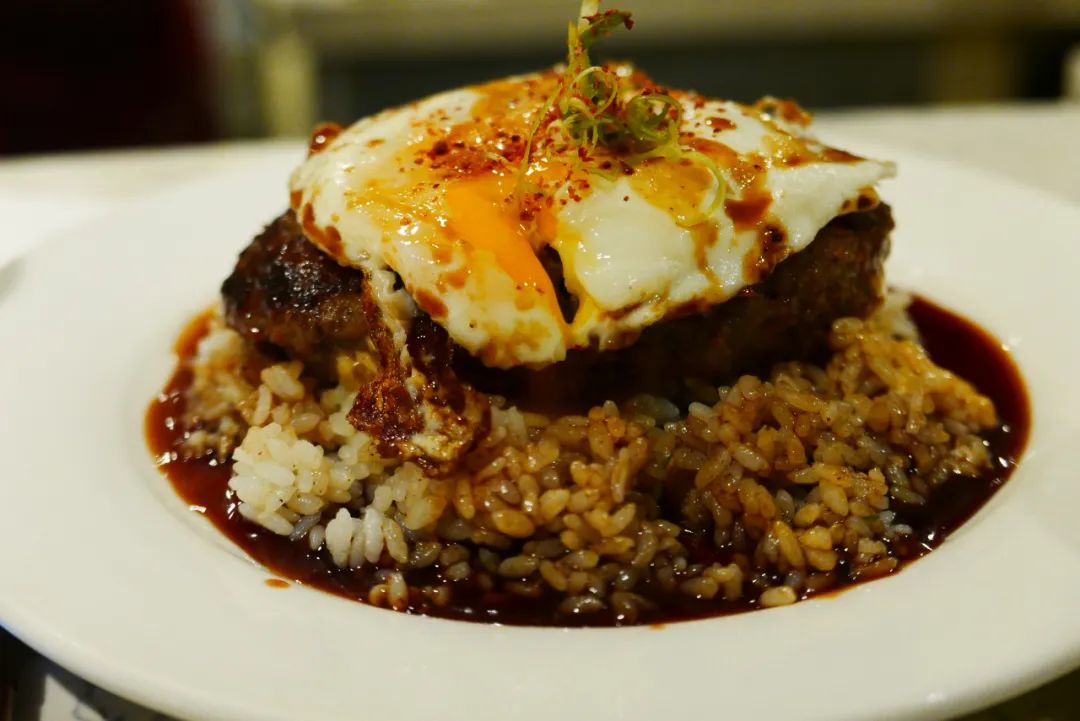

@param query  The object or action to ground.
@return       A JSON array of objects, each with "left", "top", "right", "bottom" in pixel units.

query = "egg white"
[{"left": 290, "top": 72, "right": 895, "bottom": 368}]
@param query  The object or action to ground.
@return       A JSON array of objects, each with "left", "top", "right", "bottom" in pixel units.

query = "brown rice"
[{"left": 175, "top": 296, "right": 998, "bottom": 623}]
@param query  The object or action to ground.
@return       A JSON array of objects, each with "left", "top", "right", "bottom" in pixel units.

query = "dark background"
[{"left": 2, "top": 0, "right": 1078, "bottom": 157}]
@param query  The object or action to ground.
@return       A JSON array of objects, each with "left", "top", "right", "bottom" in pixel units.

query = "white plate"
[{"left": 2, "top": 144, "right": 1080, "bottom": 721}]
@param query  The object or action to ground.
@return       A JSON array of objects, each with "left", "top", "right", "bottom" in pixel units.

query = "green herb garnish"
[{"left": 517, "top": 0, "right": 727, "bottom": 221}]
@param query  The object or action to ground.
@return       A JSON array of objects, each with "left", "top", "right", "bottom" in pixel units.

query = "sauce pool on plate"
[{"left": 146, "top": 295, "right": 1029, "bottom": 626}]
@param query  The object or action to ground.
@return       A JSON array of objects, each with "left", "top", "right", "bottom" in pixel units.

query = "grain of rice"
[
  {"left": 565, "top": 549, "right": 600, "bottom": 571},
  {"left": 805, "top": 547, "right": 838, "bottom": 571},
  {"left": 289, "top": 513, "right": 320, "bottom": 541},
  {"left": 410, "top": 540, "right": 442, "bottom": 568},
  {"left": 445, "top": 561, "right": 472, "bottom": 582},
  {"left": 491, "top": 509, "right": 536, "bottom": 538},
  {"left": 559, "top": 594, "right": 606, "bottom": 615},
  {"left": 387, "top": 572, "right": 409, "bottom": 610},
  {"left": 773, "top": 521, "right": 805, "bottom": 569},
  {"left": 383, "top": 519, "right": 410, "bottom": 564},
  {"left": 325, "top": 508, "right": 354, "bottom": 567},
  {"left": 361, "top": 507, "right": 384, "bottom": 563},
  {"left": 251, "top": 385, "right": 272, "bottom": 426},
  {"left": 308, "top": 524, "right": 325, "bottom": 550},
  {"left": 498, "top": 555, "right": 539, "bottom": 578},
  {"left": 760, "top": 585, "right": 797, "bottom": 607},
  {"left": 820, "top": 481, "right": 850, "bottom": 516}
]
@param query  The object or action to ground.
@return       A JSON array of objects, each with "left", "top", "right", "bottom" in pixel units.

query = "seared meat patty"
[
  {"left": 221, "top": 204, "right": 891, "bottom": 448},
  {"left": 222, "top": 210, "right": 489, "bottom": 467},
  {"left": 221, "top": 211, "right": 368, "bottom": 374},
  {"left": 460, "top": 204, "right": 893, "bottom": 408}
]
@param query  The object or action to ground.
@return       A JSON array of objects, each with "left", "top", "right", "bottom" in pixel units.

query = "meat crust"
[{"left": 221, "top": 211, "right": 368, "bottom": 375}]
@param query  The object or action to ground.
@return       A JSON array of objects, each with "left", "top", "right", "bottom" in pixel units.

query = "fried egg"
[{"left": 289, "top": 68, "right": 895, "bottom": 369}]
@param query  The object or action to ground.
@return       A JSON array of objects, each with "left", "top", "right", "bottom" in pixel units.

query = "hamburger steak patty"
[
  {"left": 221, "top": 211, "right": 368, "bottom": 375},
  {"left": 473, "top": 203, "right": 893, "bottom": 408},
  {"left": 222, "top": 204, "right": 892, "bottom": 414}
]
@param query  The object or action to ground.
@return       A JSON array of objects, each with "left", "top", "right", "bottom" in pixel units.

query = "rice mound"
[{"left": 179, "top": 298, "right": 997, "bottom": 620}]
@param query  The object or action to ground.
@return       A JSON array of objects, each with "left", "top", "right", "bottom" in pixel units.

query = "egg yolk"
[{"left": 444, "top": 175, "right": 565, "bottom": 326}]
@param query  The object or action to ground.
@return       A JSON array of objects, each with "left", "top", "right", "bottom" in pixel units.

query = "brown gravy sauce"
[{"left": 146, "top": 296, "right": 1029, "bottom": 626}]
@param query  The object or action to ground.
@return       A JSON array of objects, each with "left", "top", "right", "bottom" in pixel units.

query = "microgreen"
[{"left": 516, "top": 0, "right": 727, "bottom": 220}]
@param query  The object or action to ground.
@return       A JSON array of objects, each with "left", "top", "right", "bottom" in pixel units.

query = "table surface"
[{"left": 2, "top": 101, "right": 1079, "bottom": 721}]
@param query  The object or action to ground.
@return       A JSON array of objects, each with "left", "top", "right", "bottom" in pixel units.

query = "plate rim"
[{"left": 3, "top": 143, "right": 1080, "bottom": 721}]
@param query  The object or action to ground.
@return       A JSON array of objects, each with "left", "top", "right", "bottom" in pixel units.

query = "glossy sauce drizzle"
[{"left": 147, "top": 296, "right": 1029, "bottom": 626}]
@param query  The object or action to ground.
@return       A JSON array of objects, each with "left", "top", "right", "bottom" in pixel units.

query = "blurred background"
[{"left": 2, "top": 0, "right": 1080, "bottom": 156}]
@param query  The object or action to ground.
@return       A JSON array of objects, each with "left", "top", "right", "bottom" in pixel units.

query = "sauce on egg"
[
  {"left": 287, "top": 68, "right": 896, "bottom": 368},
  {"left": 308, "top": 122, "right": 343, "bottom": 156}
]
